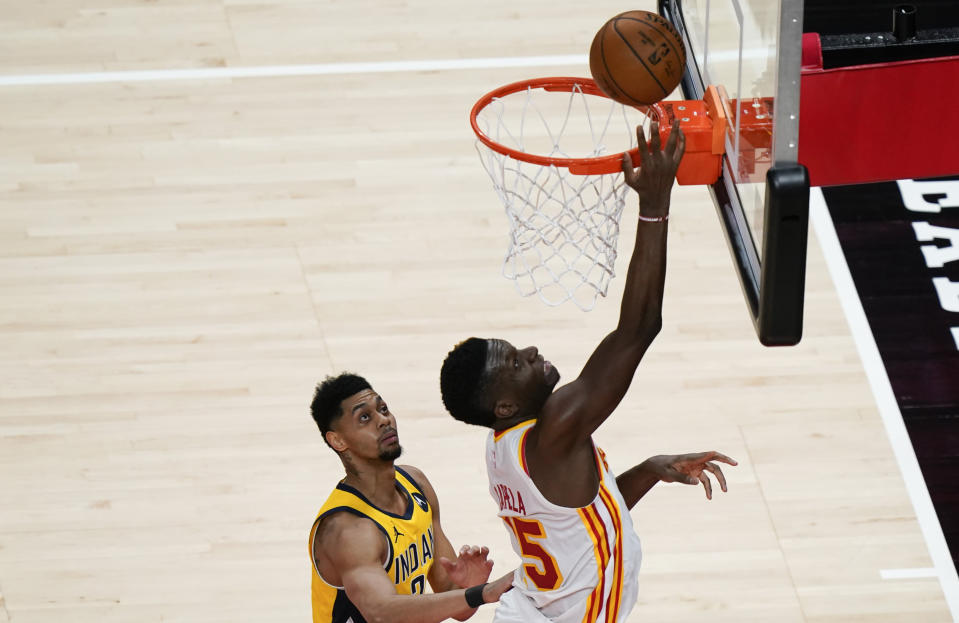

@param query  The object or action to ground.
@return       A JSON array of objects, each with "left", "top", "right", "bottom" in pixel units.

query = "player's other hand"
[
  {"left": 481, "top": 570, "right": 516, "bottom": 603},
  {"left": 438, "top": 545, "right": 494, "bottom": 588},
  {"left": 621, "top": 118, "right": 685, "bottom": 218},
  {"left": 643, "top": 451, "right": 738, "bottom": 500}
]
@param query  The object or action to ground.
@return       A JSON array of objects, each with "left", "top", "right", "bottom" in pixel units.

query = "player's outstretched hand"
[
  {"left": 438, "top": 545, "right": 494, "bottom": 589},
  {"left": 643, "top": 451, "right": 738, "bottom": 500},
  {"left": 621, "top": 118, "right": 686, "bottom": 218}
]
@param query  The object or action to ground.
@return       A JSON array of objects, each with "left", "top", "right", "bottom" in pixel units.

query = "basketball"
[{"left": 589, "top": 10, "right": 687, "bottom": 107}]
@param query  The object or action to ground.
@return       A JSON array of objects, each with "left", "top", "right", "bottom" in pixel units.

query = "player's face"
[
  {"left": 486, "top": 339, "right": 561, "bottom": 410},
  {"left": 335, "top": 389, "right": 402, "bottom": 461}
]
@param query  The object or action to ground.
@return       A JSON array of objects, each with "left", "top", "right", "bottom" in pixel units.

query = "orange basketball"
[{"left": 589, "top": 10, "right": 687, "bottom": 107}]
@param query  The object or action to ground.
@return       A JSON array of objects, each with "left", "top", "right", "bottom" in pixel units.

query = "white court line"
[
  {"left": 0, "top": 56, "right": 588, "bottom": 86},
  {"left": 810, "top": 187, "right": 959, "bottom": 617},
  {"left": 0, "top": 50, "right": 763, "bottom": 87},
  {"left": 881, "top": 567, "right": 938, "bottom": 580}
]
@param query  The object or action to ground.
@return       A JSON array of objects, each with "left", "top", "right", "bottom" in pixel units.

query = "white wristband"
[{"left": 638, "top": 213, "right": 669, "bottom": 222}]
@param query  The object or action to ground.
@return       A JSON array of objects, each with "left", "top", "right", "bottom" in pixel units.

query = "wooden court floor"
[{"left": 0, "top": 1, "right": 951, "bottom": 621}]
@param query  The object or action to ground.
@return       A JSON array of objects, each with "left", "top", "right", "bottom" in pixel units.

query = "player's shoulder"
[
  {"left": 396, "top": 463, "right": 429, "bottom": 489},
  {"left": 532, "top": 384, "right": 595, "bottom": 445},
  {"left": 396, "top": 464, "right": 439, "bottom": 505},
  {"left": 315, "top": 506, "right": 386, "bottom": 545},
  {"left": 313, "top": 509, "right": 390, "bottom": 569}
]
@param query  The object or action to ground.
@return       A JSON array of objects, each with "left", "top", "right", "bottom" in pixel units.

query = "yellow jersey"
[{"left": 309, "top": 467, "right": 436, "bottom": 623}]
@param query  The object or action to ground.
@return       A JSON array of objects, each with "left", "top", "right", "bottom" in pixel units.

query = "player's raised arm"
[{"left": 542, "top": 119, "right": 685, "bottom": 440}]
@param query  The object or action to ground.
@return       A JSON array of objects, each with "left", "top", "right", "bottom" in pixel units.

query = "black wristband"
[{"left": 464, "top": 583, "right": 487, "bottom": 608}]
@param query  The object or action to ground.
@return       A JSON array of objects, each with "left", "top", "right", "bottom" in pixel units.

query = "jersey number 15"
[{"left": 505, "top": 517, "right": 563, "bottom": 591}]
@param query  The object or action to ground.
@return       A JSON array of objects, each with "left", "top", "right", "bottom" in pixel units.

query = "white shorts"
[
  {"left": 492, "top": 588, "right": 591, "bottom": 623},
  {"left": 492, "top": 588, "right": 551, "bottom": 623}
]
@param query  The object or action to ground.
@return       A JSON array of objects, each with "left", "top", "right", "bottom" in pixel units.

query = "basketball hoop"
[{"left": 470, "top": 77, "right": 726, "bottom": 310}]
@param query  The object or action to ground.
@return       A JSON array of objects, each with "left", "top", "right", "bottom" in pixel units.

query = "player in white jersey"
[
  {"left": 486, "top": 420, "right": 643, "bottom": 622},
  {"left": 440, "top": 120, "right": 736, "bottom": 622}
]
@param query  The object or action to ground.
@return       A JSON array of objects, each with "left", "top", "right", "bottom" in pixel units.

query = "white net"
[{"left": 474, "top": 81, "right": 653, "bottom": 311}]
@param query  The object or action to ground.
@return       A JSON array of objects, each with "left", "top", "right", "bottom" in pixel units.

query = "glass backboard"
[{"left": 659, "top": 0, "right": 809, "bottom": 346}]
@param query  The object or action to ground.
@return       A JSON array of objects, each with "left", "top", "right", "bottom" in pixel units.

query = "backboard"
[{"left": 659, "top": 0, "right": 809, "bottom": 346}]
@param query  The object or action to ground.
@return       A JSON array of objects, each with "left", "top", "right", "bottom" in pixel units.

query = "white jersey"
[{"left": 486, "top": 420, "right": 642, "bottom": 623}]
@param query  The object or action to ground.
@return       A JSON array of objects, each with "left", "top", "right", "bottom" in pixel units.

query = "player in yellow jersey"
[
  {"left": 440, "top": 121, "right": 737, "bottom": 622},
  {"left": 309, "top": 373, "right": 513, "bottom": 623}
]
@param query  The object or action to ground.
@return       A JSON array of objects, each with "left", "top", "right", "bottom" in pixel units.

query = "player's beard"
[{"left": 379, "top": 445, "right": 403, "bottom": 461}]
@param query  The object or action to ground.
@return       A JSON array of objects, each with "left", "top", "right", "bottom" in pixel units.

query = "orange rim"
[{"left": 470, "top": 76, "right": 663, "bottom": 176}]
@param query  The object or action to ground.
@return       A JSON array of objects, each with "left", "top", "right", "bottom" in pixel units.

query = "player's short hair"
[
  {"left": 440, "top": 338, "right": 496, "bottom": 428},
  {"left": 311, "top": 373, "right": 372, "bottom": 446}
]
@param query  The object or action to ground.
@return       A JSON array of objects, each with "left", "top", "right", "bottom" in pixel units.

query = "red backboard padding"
[{"left": 799, "top": 32, "right": 959, "bottom": 186}]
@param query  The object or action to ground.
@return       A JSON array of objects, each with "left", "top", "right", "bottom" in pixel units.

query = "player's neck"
[
  {"left": 491, "top": 413, "right": 537, "bottom": 432},
  {"left": 341, "top": 459, "right": 406, "bottom": 512}
]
